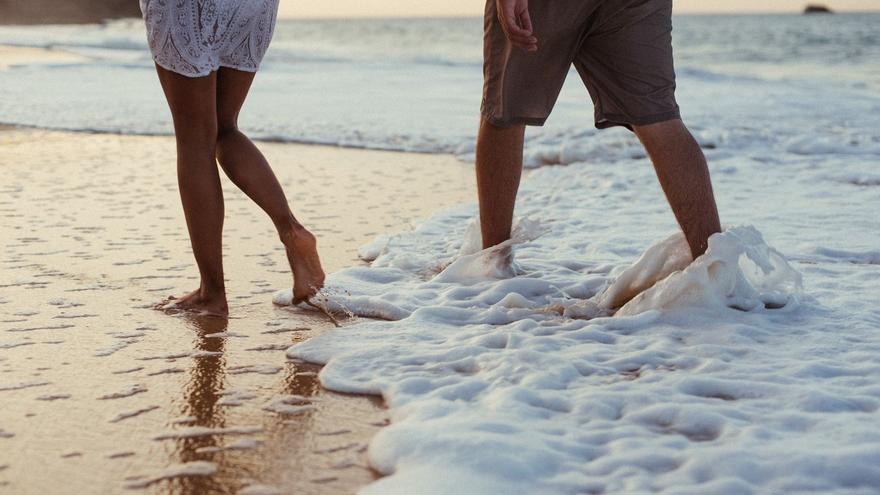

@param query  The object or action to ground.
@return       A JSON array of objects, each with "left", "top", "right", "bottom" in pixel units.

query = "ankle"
[
  {"left": 277, "top": 216, "right": 310, "bottom": 243},
  {"left": 199, "top": 281, "right": 226, "bottom": 299}
]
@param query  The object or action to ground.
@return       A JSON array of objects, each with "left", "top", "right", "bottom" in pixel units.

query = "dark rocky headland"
[
  {"left": 0, "top": 0, "right": 140, "bottom": 24},
  {"left": 804, "top": 4, "right": 834, "bottom": 14}
]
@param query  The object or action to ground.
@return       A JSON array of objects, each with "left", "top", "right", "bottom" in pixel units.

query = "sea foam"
[
  {"left": 275, "top": 136, "right": 880, "bottom": 493},
  {"left": 604, "top": 227, "right": 802, "bottom": 316}
]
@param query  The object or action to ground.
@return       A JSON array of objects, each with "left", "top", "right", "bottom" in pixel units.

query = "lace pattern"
[{"left": 140, "top": 0, "right": 279, "bottom": 78}]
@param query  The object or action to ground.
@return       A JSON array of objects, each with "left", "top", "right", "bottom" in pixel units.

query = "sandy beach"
[{"left": 0, "top": 127, "right": 474, "bottom": 494}]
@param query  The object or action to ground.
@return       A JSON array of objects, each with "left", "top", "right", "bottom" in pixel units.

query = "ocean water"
[
  {"left": 4, "top": 13, "right": 880, "bottom": 495},
  {"left": 0, "top": 14, "right": 878, "bottom": 156}
]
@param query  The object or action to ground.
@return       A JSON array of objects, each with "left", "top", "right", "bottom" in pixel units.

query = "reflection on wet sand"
[
  {"left": 172, "top": 317, "right": 229, "bottom": 495},
  {"left": 142, "top": 315, "right": 384, "bottom": 494},
  {"left": 0, "top": 129, "right": 472, "bottom": 493}
]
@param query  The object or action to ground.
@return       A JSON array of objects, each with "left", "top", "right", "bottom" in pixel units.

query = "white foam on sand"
[
  {"left": 97, "top": 384, "right": 147, "bottom": 400},
  {"left": 277, "top": 131, "right": 880, "bottom": 493},
  {"left": 109, "top": 405, "right": 160, "bottom": 423},
  {"left": 228, "top": 364, "right": 283, "bottom": 375},
  {"left": 152, "top": 426, "right": 263, "bottom": 440},
  {"left": 123, "top": 461, "right": 217, "bottom": 489},
  {"left": 237, "top": 484, "right": 282, "bottom": 495},
  {"left": 217, "top": 389, "right": 259, "bottom": 407},
  {"left": 263, "top": 395, "right": 318, "bottom": 415},
  {"left": 0, "top": 380, "right": 50, "bottom": 392}
]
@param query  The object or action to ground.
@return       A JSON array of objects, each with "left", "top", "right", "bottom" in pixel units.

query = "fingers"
[
  {"left": 509, "top": 34, "right": 538, "bottom": 52},
  {"left": 499, "top": 3, "right": 537, "bottom": 52},
  {"left": 504, "top": 23, "right": 537, "bottom": 51},
  {"left": 518, "top": 10, "right": 533, "bottom": 35}
]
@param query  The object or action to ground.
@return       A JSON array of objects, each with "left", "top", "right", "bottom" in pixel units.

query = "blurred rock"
[
  {"left": 804, "top": 4, "right": 834, "bottom": 14},
  {"left": 0, "top": 0, "right": 140, "bottom": 25}
]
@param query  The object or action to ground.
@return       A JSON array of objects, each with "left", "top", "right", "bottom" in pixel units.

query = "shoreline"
[
  {"left": 0, "top": 128, "right": 475, "bottom": 493},
  {"left": 0, "top": 121, "right": 454, "bottom": 156}
]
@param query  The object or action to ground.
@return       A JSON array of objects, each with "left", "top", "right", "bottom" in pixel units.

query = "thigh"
[
  {"left": 216, "top": 67, "right": 257, "bottom": 131},
  {"left": 574, "top": 0, "right": 680, "bottom": 129},
  {"left": 155, "top": 65, "right": 218, "bottom": 140}
]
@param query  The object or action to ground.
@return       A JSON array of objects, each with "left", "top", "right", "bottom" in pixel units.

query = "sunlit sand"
[{"left": 0, "top": 127, "right": 474, "bottom": 493}]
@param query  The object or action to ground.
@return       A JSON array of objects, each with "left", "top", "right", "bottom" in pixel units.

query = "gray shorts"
[{"left": 481, "top": 0, "right": 680, "bottom": 130}]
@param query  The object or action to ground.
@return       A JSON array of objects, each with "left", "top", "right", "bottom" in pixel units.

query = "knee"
[
  {"left": 478, "top": 118, "right": 525, "bottom": 150},
  {"left": 634, "top": 119, "right": 699, "bottom": 151},
  {"left": 176, "top": 124, "right": 218, "bottom": 156},
  {"left": 216, "top": 122, "right": 241, "bottom": 144},
  {"left": 633, "top": 118, "right": 685, "bottom": 138}
]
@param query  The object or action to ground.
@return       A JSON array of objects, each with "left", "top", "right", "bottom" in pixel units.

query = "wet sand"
[{"left": 0, "top": 128, "right": 475, "bottom": 494}]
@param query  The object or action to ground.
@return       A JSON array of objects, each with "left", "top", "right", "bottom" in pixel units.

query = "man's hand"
[{"left": 496, "top": 0, "right": 537, "bottom": 52}]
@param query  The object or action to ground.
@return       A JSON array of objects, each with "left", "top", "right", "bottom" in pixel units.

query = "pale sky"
[{"left": 279, "top": 0, "right": 880, "bottom": 18}]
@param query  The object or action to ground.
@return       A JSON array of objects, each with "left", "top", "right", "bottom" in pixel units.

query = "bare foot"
[
  {"left": 155, "top": 288, "right": 229, "bottom": 317},
  {"left": 281, "top": 226, "right": 325, "bottom": 304}
]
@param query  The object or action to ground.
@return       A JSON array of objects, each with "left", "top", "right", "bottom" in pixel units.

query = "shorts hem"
[
  {"left": 596, "top": 109, "right": 681, "bottom": 131},
  {"left": 482, "top": 111, "right": 548, "bottom": 128}
]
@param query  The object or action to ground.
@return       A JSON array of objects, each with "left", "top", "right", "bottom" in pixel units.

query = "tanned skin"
[
  {"left": 154, "top": 66, "right": 325, "bottom": 317},
  {"left": 477, "top": 0, "right": 721, "bottom": 259}
]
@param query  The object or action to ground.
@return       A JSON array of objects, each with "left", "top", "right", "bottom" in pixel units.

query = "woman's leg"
[
  {"left": 155, "top": 66, "right": 229, "bottom": 316},
  {"left": 214, "top": 67, "right": 324, "bottom": 303}
]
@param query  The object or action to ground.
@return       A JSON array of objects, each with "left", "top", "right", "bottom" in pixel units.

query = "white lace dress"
[{"left": 140, "top": 0, "right": 279, "bottom": 78}]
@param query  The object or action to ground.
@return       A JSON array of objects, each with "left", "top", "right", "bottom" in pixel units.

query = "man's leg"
[
  {"left": 476, "top": 118, "right": 525, "bottom": 249},
  {"left": 634, "top": 119, "right": 721, "bottom": 258}
]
